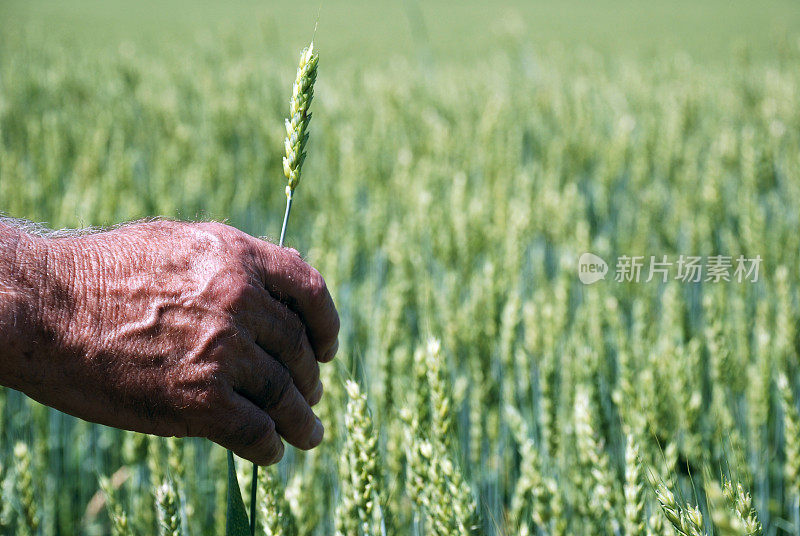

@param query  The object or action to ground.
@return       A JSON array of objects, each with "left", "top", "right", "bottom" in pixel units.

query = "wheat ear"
[
  {"left": 721, "top": 477, "right": 763, "bottom": 536},
  {"left": 279, "top": 42, "right": 319, "bottom": 247},
  {"left": 156, "top": 480, "right": 183, "bottom": 536},
  {"left": 99, "top": 475, "right": 131, "bottom": 536},
  {"left": 13, "top": 442, "right": 39, "bottom": 536}
]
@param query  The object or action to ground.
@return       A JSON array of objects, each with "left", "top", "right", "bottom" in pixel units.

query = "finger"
[
  {"left": 251, "top": 243, "right": 340, "bottom": 361},
  {"left": 269, "top": 380, "right": 325, "bottom": 450},
  {"left": 235, "top": 349, "right": 324, "bottom": 451},
  {"left": 320, "top": 339, "right": 338, "bottom": 364},
  {"left": 239, "top": 289, "right": 322, "bottom": 404},
  {"left": 207, "top": 392, "right": 284, "bottom": 466}
]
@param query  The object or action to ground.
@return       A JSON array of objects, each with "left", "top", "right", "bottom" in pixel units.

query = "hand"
[{"left": 0, "top": 220, "right": 339, "bottom": 465}]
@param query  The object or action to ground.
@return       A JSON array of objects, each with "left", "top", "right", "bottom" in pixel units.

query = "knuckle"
[
  {"left": 251, "top": 416, "right": 276, "bottom": 441},
  {"left": 263, "top": 366, "right": 293, "bottom": 411},
  {"left": 223, "top": 282, "right": 253, "bottom": 313},
  {"left": 233, "top": 234, "right": 261, "bottom": 262},
  {"left": 197, "top": 221, "right": 231, "bottom": 236},
  {"left": 283, "top": 314, "right": 307, "bottom": 362},
  {"left": 166, "top": 361, "right": 232, "bottom": 414},
  {"left": 244, "top": 232, "right": 275, "bottom": 255},
  {"left": 183, "top": 372, "right": 232, "bottom": 415},
  {"left": 303, "top": 365, "right": 321, "bottom": 396},
  {"left": 305, "top": 268, "right": 329, "bottom": 305},
  {"left": 218, "top": 414, "right": 274, "bottom": 451},
  {"left": 295, "top": 371, "right": 320, "bottom": 402},
  {"left": 201, "top": 411, "right": 235, "bottom": 443},
  {"left": 203, "top": 377, "right": 231, "bottom": 408},
  {"left": 195, "top": 322, "right": 239, "bottom": 359},
  {"left": 204, "top": 418, "right": 228, "bottom": 441},
  {"left": 192, "top": 222, "right": 231, "bottom": 248}
]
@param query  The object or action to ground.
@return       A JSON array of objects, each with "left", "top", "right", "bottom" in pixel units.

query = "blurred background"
[
  {"left": 2, "top": 2, "right": 800, "bottom": 536},
  {"left": 3, "top": 0, "right": 800, "bottom": 63}
]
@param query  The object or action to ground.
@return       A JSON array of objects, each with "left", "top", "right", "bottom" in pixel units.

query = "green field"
[
  {"left": 2, "top": 0, "right": 800, "bottom": 66},
  {"left": 1, "top": 1, "right": 800, "bottom": 535}
]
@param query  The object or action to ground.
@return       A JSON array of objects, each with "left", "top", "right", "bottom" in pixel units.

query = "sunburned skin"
[{"left": 0, "top": 220, "right": 339, "bottom": 466}]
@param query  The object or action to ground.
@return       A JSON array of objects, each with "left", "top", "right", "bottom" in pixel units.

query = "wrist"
[{"left": 0, "top": 224, "right": 96, "bottom": 395}]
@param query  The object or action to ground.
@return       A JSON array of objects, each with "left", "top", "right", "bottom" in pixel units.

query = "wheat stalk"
[{"left": 249, "top": 39, "right": 320, "bottom": 536}]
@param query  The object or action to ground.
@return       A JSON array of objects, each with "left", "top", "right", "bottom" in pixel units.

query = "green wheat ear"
[
  {"left": 279, "top": 41, "right": 319, "bottom": 245},
  {"left": 283, "top": 43, "right": 318, "bottom": 196}
]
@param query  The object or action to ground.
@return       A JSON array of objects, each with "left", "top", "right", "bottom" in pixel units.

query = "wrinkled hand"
[{"left": 2, "top": 221, "right": 339, "bottom": 465}]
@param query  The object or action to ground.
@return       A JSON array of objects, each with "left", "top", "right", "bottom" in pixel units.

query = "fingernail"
[{"left": 309, "top": 418, "right": 324, "bottom": 447}]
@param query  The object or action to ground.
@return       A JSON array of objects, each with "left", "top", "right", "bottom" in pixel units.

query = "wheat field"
[{"left": 1, "top": 1, "right": 800, "bottom": 535}]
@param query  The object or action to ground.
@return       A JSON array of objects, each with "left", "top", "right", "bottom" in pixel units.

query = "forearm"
[{"left": 0, "top": 222, "right": 48, "bottom": 391}]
